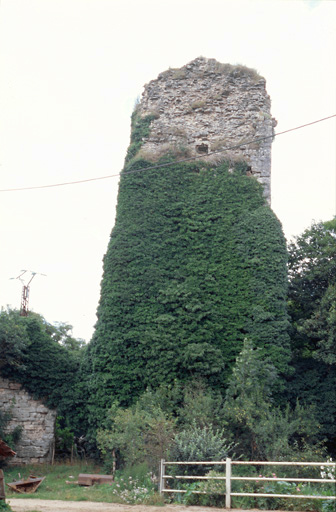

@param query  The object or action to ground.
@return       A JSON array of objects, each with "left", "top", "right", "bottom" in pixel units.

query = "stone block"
[{"left": 0, "top": 376, "right": 56, "bottom": 465}]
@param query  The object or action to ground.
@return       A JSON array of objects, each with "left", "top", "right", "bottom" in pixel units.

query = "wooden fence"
[
  {"left": 159, "top": 458, "right": 336, "bottom": 508},
  {"left": 0, "top": 470, "right": 5, "bottom": 500}
]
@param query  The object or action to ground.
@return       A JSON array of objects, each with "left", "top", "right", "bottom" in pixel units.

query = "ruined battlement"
[{"left": 135, "top": 57, "right": 276, "bottom": 203}]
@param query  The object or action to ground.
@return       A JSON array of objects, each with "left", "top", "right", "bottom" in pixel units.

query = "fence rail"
[{"left": 159, "top": 458, "right": 336, "bottom": 508}]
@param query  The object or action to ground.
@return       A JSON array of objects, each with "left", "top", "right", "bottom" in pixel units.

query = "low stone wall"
[{"left": 0, "top": 377, "right": 56, "bottom": 465}]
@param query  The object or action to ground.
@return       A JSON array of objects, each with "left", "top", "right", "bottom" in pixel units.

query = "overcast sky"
[{"left": 1, "top": 0, "right": 335, "bottom": 341}]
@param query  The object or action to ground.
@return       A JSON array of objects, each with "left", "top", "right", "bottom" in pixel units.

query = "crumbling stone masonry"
[
  {"left": 0, "top": 377, "right": 56, "bottom": 465},
  {"left": 135, "top": 57, "right": 276, "bottom": 203}
]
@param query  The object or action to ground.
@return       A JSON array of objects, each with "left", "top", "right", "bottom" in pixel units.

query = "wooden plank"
[
  {"left": 231, "top": 492, "right": 336, "bottom": 499},
  {"left": 6, "top": 476, "right": 45, "bottom": 494},
  {"left": 78, "top": 474, "right": 113, "bottom": 486},
  {"left": 0, "top": 469, "right": 5, "bottom": 500}
]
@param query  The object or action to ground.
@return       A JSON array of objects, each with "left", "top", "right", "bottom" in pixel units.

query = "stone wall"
[
  {"left": 135, "top": 57, "right": 276, "bottom": 203},
  {"left": 0, "top": 377, "right": 56, "bottom": 465}
]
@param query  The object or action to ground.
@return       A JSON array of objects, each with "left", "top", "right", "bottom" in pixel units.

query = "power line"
[{"left": 0, "top": 114, "right": 335, "bottom": 193}]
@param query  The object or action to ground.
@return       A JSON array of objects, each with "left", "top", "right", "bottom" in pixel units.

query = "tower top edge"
[{"left": 153, "top": 56, "right": 264, "bottom": 84}]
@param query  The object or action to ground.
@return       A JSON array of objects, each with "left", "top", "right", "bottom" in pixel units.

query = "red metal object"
[
  {"left": 11, "top": 270, "right": 46, "bottom": 316},
  {"left": 0, "top": 439, "right": 16, "bottom": 501},
  {"left": 0, "top": 439, "right": 16, "bottom": 458}
]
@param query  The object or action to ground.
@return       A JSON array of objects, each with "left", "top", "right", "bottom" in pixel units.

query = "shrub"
[
  {"left": 111, "top": 464, "right": 156, "bottom": 504},
  {"left": 0, "top": 502, "right": 13, "bottom": 512},
  {"left": 97, "top": 402, "right": 175, "bottom": 474},
  {"left": 169, "top": 421, "right": 236, "bottom": 476},
  {"left": 223, "top": 339, "right": 325, "bottom": 462}
]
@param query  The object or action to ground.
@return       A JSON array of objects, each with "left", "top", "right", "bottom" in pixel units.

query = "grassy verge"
[{"left": 2, "top": 461, "right": 164, "bottom": 505}]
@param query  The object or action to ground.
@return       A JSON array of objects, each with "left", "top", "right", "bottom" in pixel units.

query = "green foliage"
[
  {"left": 46, "top": 322, "right": 86, "bottom": 360},
  {"left": 169, "top": 421, "right": 236, "bottom": 477},
  {"left": 5, "top": 462, "right": 160, "bottom": 506},
  {"left": 0, "top": 410, "right": 21, "bottom": 470},
  {"left": 97, "top": 401, "right": 175, "bottom": 472},
  {"left": 287, "top": 219, "right": 336, "bottom": 453},
  {"left": 288, "top": 218, "right": 336, "bottom": 363},
  {"left": 180, "top": 470, "right": 226, "bottom": 507},
  {"left": 0, "top": 309, "right": 86, "bottom": 436},
  {"left": 111, "top": 464, "right": 156, "bottom": 504},
  {"left": 0, "top": 407, "right": 22, "bottom": 465},
  {"left": 86, "top": 156, "right": 290, "bottom": 427},
  {"left": 55, "top": 416, "right": 75, "bottom": 458},
  {"left": 0, "top": 308, "right": 27, "bottom": 371},
  {"left": 125, "top": 112, "right": 159, "bottom": 163},
  {"left": 0, "top": 501, "right": 12, "bottom": 512},
  {"left": 171, "top": 463, "right": 335, "bottom": 511},
  {"left": 178, "top": 379, "right": 224, "bottom": 429},
  {"left": 223, "top": 338, "right": 323, "bottom": 461}
]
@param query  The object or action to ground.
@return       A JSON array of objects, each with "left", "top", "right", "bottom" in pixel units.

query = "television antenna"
[{"left": 10, "top": 270, "right": 46, "bottom": 316}]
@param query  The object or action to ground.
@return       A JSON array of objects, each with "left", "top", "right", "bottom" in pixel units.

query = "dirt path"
[
  {"left": 7, "top": 501, "right": 230, "bottom": 512},
  {"left": 7, "top": 501, "right": 296, "bottom": 512}
]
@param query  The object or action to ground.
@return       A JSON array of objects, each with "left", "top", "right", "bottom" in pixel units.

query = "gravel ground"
[
  {"left": 7, "top": 500, "right": 230, "bottom": 512},
  {"left": 7, "top": 500, "right": 297, "bottom": 512}
]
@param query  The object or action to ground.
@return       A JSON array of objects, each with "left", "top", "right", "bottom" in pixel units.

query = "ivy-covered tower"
[{"left": 86, "top": 58, "right": 289, "bottom": 423}]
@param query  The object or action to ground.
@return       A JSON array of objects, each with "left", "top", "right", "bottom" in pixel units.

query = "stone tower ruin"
[{"left": 135, "top": 57, "right": 276, "bottom": 203}]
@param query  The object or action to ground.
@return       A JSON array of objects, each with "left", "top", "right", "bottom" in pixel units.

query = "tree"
[
  {"left": 0, "top": 309, "right": 86, "bottom": 436},
  {"left": 287, "top": 219, "right": 336, "bottom": 453},
  {"left": 97, "top": 401, "right": 175, "bottom": 472},
  {"left": 288, "top": 218, "right": 336, "bottom": 363},
  {"left": 223, "top": 339, "right": 322, "bottom": 461},
  {"left": 45, "top": 321, "right": 86, "bottom": 359},
  {"left": 0, "top": 308, "right": 27, "bottom": 371}
]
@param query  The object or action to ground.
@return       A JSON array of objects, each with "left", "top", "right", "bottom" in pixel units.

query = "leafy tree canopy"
[
  {"left": 288, "top": 218, "right": 336, "bottom": 364},
  {"left": 287, "top": 218, "right": 336, "bottom": 453},
  {"left": 223, "top": 339, "right": 323, "bottom": 461},
  {"left": 0, "top": 309, "right": 86, "bottom": 434}
]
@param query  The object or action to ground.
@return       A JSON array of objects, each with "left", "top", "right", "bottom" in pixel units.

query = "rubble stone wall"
[
  {"left": 136, "top": 57, "right": 276, "bottom": 203},
  {"left": 0, "top": 376, "right": 56, "bottom": 465}
]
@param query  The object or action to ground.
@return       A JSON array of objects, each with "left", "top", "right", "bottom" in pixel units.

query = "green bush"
[
  {"left": 169, "top": 421, "right": 236, "bottom": 477},
  {"left": 55, "top": 416, "right": 75, "bottom": 459},
  {"left": 223, "top": 338, "right": 324, "bottom": 461},
  {"left": 173, "top": 463, "right": 335, "bottom": 511},
  {"left": 97, "top": 402, "right": 175, "bottom": 473},
  {"left": 0, "top": 502, "right": 13, "bottom": 512}
]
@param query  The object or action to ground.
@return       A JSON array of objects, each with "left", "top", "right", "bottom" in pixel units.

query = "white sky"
[{"left": 1, "top": 0, "right": 335, "bottom": 342}]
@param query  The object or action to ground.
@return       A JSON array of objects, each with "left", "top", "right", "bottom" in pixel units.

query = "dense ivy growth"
[
  {"left": 86, "top": 156, "right": 290, "bottom": 427},
  {"left": 0, "top": 310, "right": 85, "bottom": 433},
  {"left": 125, "top": 111, "right": 159, "bottom": 163}
]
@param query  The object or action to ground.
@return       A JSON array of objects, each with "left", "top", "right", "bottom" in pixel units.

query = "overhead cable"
[{"left": 0, "top": 114, "right": 335, "bottom": 193}]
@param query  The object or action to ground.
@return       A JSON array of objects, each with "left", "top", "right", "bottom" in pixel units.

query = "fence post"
[
  {"left": 226, "top": 457, "right": 231, "bottom": 509},
  {"left": 0, "top": 469, "right": 5, "bottom": 500},
  {"left": 159, "top": 459, "right": 165, "bottom": 495}
]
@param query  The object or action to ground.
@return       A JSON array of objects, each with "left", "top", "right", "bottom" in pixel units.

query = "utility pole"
[{"left": 10, "top": 270, "right": 46, "bottom": 316}]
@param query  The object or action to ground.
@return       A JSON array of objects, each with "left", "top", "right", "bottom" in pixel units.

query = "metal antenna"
[{"left": 10, "top": 270, "right": 46, "bottom": 316}]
